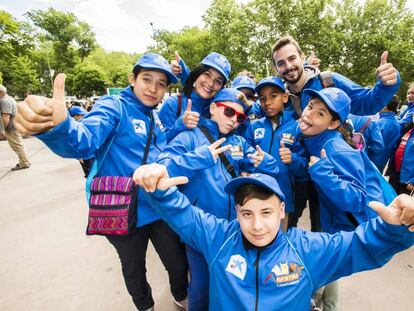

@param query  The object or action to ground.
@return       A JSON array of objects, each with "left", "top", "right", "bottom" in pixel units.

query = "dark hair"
[
  {"left": 133, "top": 65, "right": 142, "bottom": 79},
  {"left": 272, "top": 36, "right": 303, "bottom": 66},
  {"left": 234, "top": 183, "right": 275, "bottom": 206},
  {"left": 183, "top": 64, "right": 225, "bottom": 98},
  {"left": 386, "top": 95, "right": 399, "bottom": 113}
]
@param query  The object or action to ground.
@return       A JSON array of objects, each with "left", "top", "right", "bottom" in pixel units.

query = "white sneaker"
[{"left": 173, "top": 297, "right": 188, "bottom": 310}]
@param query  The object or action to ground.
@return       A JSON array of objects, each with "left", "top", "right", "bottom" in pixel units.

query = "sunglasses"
[{"left": 215, "top": 102, "right": 247, "bottom": 124}]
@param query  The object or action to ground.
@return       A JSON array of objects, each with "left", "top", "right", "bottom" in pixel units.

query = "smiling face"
[
  {"left": 299, "top": 97, "right": 341, "bottom": 136},
  {"left": 210, "top": 101, "right": 245, "bottom": 134},
  {"left": 237, "top": 195, "right": 285, "bottom": 247},
  {"left": 194, "top": 68, "right": 225, "bottom": 99},
  {"left": 129, "top": 69, "right": 168, "bottom": 107},
  {"left": 272, "top": 43, "right": 305, "bottom": 84},
  {"left": 258, "top": 85, "right": 288, "bottom": 118}
]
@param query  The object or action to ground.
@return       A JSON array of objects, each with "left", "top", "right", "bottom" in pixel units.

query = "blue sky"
[{"left": 0, "top": 0, "right": 227, "bottom": 53}]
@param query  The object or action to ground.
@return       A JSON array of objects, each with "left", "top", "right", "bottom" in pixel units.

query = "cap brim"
[
  {"left": 255, "top": 82, "right": 284, "bottom": 94},
  {"left": 134, "top": 65, "right": 178, "bottom": 84},
  {"left": 203, "top": 62, "right": 228, "bottom": 81},
  {"left": 224, "top": 176, "right": 285, "bottom": 202},
  {"left": 303, "top": 89, "right": 337, "bottom": 116},
  {"left": 235, "top": 85, "right": 255, "bottom": 92}
]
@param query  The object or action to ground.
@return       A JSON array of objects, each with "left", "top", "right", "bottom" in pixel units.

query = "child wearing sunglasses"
[
  {"left": 157, "top": 88, "right": 280, "bottom": 310},
  {"left": 245, "top": 77, "right": 308, "bottom": 229}
]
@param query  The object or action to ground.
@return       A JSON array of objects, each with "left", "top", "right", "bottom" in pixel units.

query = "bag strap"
[
  {"left": 345, "top": 212, "right": 359, "bottom": 227},
  {"left": 358, "top": 117, "right": 372, "bottom": 134},
  {"left": 199, "top": 126, "right": 237, "bottom": 178},
  {"left": 176, "top": 93, "right": 183, "bottom": 117},
  {"left": 142, "top": 112, "right": 154, "bottom": 165}
]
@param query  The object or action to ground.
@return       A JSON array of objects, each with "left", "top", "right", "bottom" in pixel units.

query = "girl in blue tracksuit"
[
  {"left": 245, "top": 76, "right": 307, "bottom": 222},
  {"left": 30, "top": 54, "right": 188, "bottom": 311},
  {"left": 134, "top": 168, "right": 414, "bottom": 311},
  {"left": 299, "top": 87, "right": 396, "bottom": 234},
  {"left": 157, "top": 88, "right": 279, "bottom": 311},
  {"left": 159, "top": 52, "right": 231, "bottom": 142}
]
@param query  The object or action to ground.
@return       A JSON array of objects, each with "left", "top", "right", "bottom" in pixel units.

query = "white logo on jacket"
[
  {"left": 133, "top": 119, "right": 147, "bottom": 135},
  {"left": 254, "top": 128, "right": 265, "bottom": 140},
  {"left": 226, "top": 254, "right": 247, "bottom": 280}
]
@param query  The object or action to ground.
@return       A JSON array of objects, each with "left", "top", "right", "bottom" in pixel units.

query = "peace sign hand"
[
  {"left": 248, "top": 145, "right": 266, "bottom": 167},
  {"left": 208, "top": 138, "right": 231, "bottom": 161}
]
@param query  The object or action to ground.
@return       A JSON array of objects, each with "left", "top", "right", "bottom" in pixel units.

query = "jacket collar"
[
  {"left": 120, "top": 86, "right": 156, "bottom": 114},
  {"left": 303, "top": 129, "right": 340, "bottom": 156}
]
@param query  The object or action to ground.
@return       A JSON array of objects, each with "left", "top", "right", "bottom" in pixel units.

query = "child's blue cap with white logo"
[
  {"left": 303, "top": 87, "right": 351, "bottom": 123},
  {"left": 201, "top": 52, "right": 231, "bottom": 81},
  {"left": 225, "top": 173, "right": 285, "bottom": 202},
  {"left": 133, "top": 53, "right": 178, "bottom": 84},
  {"left": 255, "top": 76, "right": 286, "bottom": 94},
  {"left": 213, "top": 88, "right": 248, "bottom": 110},
  {"left": 231, "top": 76, "right": 256, "bottom": 92}
]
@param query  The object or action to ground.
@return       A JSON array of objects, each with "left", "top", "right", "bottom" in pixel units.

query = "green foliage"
[
  {"left": 71, "top": 64, "right": 107, "bottom": 97},
  {"left": 8, "top": 55, "right": 41, "bottom": 98}
]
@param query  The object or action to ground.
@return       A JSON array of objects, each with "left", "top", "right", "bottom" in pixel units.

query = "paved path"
[{"left": 1, "top": 138, "right": 413, "bottom": 311}]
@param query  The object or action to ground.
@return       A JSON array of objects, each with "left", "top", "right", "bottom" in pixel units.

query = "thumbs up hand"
[
  {"left": 308, "top": 149, "right": 327, "bottom": 168},
  {"left": 170, "top": 51, "right": 183, "bottom": 75},
  {"left": 376, "top": 51, "right": 398, "bottom": 86},
  {"left": 14, "top": 73, "right": 68, "bottom": 135},
  {"left": 306, "top": 51, "right": 321, "bottom": 68},
  {"left": 182, "top": 99, "right": 200, "bottom": 129},
  {"left": 279, "top": 141, "right": 293, "bottom": 164}
]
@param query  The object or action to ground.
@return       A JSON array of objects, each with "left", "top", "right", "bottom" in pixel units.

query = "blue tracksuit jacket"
[
  {"left": 36, "top": 86, "right": 166, "bottom": 227},
  {"left": 157, "top": 118, "right": 279, "bottom": 220},
  {"left": 143, "top": 185, "right": 414, "bottom": 311},
  {"left": 398, "top": 102, "right": 414, "bottom": 132},
  {"left": 374, "top": 112, "right": 401, "bottom": 172},
  {"left": 159, "top": 91, "right": 212, "bottom": 142},
  {"left": 305, "top": 130, "right": 395, "bottom": 233},
  {"left": 244, "top": 110, "right": 308, "bottom": 213},
  {"left": 347, "top": 114, "right": 384, "bottom": 170},
  {"left": 289, "top": 66, "right": 400, "bottom": 116}
]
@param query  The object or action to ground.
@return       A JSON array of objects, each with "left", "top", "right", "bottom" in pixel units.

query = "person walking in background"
[{"left": 0, "top": 84, "right": 30, "bottom": 171}]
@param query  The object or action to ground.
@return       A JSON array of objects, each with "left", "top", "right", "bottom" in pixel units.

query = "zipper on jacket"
[
  {"left": 268, "top": 128, "right": 276, "bottom": 153},
  {"left": 227, "top": 194, "right": 231, "bottom": 220},
  {"left": 255, "top": 249, "right": 262, "bottom": 311}
]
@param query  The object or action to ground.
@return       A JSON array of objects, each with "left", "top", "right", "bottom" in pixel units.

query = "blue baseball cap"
[
  {"left": 213, "top": 88, "right": 247, "bottom": 110},
  {"left": 255, "top": 76, "right": 286, "bottom": 94},
  {"left": 133, "top": 53, "right": 178, "bottom": 84},
  {"left": 224, "top": 173, "right": 285, "bottom": 203},
  {"left": 201, "top": 52, "right": 231, "bottom": 81},
  {"left": 231, "top": 76, "right": 256, "bottom": 92},
  {"left": 303, "top": 87, "right": 351, "bottom": 123},
  {"left": 69, "top": 106, "right": 87, "bottom": 117}
]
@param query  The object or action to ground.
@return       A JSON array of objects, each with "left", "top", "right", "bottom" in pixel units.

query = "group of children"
[{"left": 13, "top": 35, "right": 414, "bottom": 311}]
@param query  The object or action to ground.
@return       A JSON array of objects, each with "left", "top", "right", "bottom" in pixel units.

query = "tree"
[
  {"left": 71, "top": 64, "right": 107, "bottom": 97},
  {"left": 8, "top": 55, "right": 41, "bottom": 98}
]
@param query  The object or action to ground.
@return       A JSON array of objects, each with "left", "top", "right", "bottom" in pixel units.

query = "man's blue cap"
[
  {"left": 133, "top": 53, "right": 178, "bottom": 84},
  {"left": 213, "top": 88, "right": 247, "bottom": 110},
  {"left": 303, "top": 87, "right": 351, "bottom": 123},
  {"left": 201, "top": 52, "right": 231, "bottom": 81},
  {"left": 255, "top": 76, "right": 286, "bottom": 94},
  {"left": 224, "top": 173, "right": 285, "bottom": 202},
  {"left": 69, "top": 106, "right": 87, "bottom": 117},
  {"left": 231, "top": 76, "right": 256, "bottom": 92}
]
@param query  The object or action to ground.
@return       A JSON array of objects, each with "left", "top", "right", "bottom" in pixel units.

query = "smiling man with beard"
[{"left": 271, "top": 36, "right": 400, "bottom": 118}]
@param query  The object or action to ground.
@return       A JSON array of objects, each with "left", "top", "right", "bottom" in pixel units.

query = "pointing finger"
[{"left": 158, "top": 176, "right": 188, "bottom": 190}]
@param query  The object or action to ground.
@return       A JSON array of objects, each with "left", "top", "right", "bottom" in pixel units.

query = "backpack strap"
[
  {"left": 176, "top": 93, "right": 183, "bottom": 117},
  {"left": 318, "top": 71, "right": 335, "bottom": 88},
  {"left": 358, "top": 117, "right": 372, "bottom": 134},
  {"left": 199, "top": 126, "right": 237, "bottom": 178}
]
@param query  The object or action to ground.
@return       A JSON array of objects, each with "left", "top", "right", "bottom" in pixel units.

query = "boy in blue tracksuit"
[
  {"left": 347, "top": 114, "right": 384, "bottom": 170},
  {"left": 133, "top": 166, "right": 414, "bottom": 311},
  {"left": 374, "top": 95, "right": 401, "bottom": 173},
  {"left": 160, "top": 52, "right": 231, "bottom": 142},
  {"left": 157, "top": 88, "right": 279, "bottom": 310},
  {"left": 14, "top": 54, "right": 188, "bottom": 311},
  {"left": 245, "top": 76, "right": 307, "bottom": 223}
]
